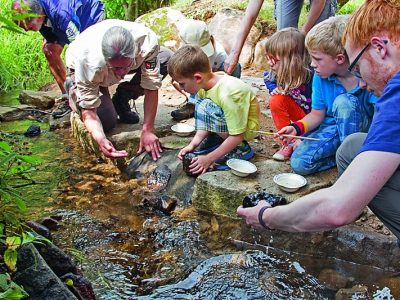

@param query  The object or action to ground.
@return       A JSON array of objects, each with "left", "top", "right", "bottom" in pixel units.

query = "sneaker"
[
  {"left": 171, "top": 102, "right": 195, "bottom": 120},
  {"left": 272, "top": 144, "right": 293, "bottom": 161},
  {"left": 214, "top": 141, "right": 255, "bottom": 169},
  {"left": 52, "top": 101, "right": 72, "bottom": 118}
]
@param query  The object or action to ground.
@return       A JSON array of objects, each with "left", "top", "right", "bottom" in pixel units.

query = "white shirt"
[{"left": 66, "top": 19, "right": 161, "bottom": 109}]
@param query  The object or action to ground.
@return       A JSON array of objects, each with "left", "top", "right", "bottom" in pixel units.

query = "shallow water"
[{"left": 0, "top": 91, "right": 398, "bottom": 299}]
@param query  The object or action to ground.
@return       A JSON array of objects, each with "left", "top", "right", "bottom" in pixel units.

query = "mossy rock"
[{"left": 135, "top": 7, "right": 186, "bottom": 50}]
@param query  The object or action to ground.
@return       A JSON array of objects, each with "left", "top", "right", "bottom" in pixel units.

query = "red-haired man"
[{"left": 237, "top": 0, "right": 400, "bottom": 245}]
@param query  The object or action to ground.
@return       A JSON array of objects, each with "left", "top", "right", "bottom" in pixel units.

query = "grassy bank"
[{"left": 0, "top": 0, "right": 52, "bottom": 92}]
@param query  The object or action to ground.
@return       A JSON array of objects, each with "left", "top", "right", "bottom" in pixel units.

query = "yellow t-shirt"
[{"left": 198, "top": 75, "right": 260, "bottom": 140}]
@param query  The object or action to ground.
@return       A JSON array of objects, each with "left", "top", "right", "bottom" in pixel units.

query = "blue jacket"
[{"left": 39, "top": 0, "right": 104, "bottom": 45}]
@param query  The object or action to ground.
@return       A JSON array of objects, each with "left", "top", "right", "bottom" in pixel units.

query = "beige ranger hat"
[{"left": 178, "top": 19, "right": 215, "bottom": 57}]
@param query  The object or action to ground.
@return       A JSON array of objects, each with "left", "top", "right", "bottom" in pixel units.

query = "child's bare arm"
[
  {"left": 178, "top": 130, "right": 209, "bottom": 160},
  {"left": 277, "top": 109, "right": 325, "bottom": 143}
]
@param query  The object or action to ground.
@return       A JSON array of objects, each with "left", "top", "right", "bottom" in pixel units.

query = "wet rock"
[
  {"left": 19, "top": 90, "right": 58, "bottom": 110},
  {"left": 60, "top": 273, "right": 96, "bottom": 300},
  {"left": 24, "top": 124, "right": 41, "bottom": 137},
  {"left": 142, "top": 195, "right": 178, "bottom": 215},
  {"left": 318, "top": 268, "right": 350, "bottom": 290},
  {"left": 26, "top": 220, "right": 51, "bottom": 240},
  {"left": 335, "top": 285, "right": 369, "bottom": 300},
  {"left": 15, "top": 244, "right": 78, "bottom": 300},
  {"left": 49, "top": 112, "right": 71, "bottom": 130},
  {"left": 137, "top": 250, "right": 331, "bottom": 299},
  {"left": 35, "top": 243, "right": 79, "bottom": 277},
  {"left": 40, "top": 216, "right": 61, "bottom": 231},
  {"left": 0, "top": 104, "right": 34, "bottom": 121},
  {"left": 147, "top": 165, "right": 172, "bottom": 192},
  {"left": 242, "top": 191, "right": 287, "bottom": 208}
]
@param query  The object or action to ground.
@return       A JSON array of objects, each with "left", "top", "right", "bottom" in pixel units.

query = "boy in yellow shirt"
[{"left": 168, "top": 45, "right": 260, "bottom": 175}]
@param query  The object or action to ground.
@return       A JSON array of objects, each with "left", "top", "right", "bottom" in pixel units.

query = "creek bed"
[{"left": 1, "top": 97, "right": 398, "bottom": 299}]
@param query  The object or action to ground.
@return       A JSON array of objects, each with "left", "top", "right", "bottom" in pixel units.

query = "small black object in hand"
[
  {"left": 242, "top": 191, "right": 287, "bottom": 208},
  {"left": 182, "top": 152, "right": 197, "bottom": 176}
]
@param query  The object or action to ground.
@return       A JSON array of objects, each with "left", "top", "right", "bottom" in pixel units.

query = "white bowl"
[
  {"left": 273, "top": 173, "right": 307, "bottom": 193},
  {"left": 227, "top": 159, "right": 257, "bottom": 177},
  {"left": 171, "top": 123, "right": 195, "bottom": 136}
]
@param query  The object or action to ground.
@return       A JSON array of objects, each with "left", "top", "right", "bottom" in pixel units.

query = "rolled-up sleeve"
[{"left": 74, "top": 60, "right": 107, "bottom": 109}]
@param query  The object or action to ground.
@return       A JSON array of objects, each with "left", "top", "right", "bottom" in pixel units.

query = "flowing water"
[{"left": 0, "top": 92, "right": 398, "bottom": 299}]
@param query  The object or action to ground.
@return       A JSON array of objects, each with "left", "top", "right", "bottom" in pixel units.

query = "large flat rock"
[{"left": 192, "top": 159, "right": 337, "bottom": 217}]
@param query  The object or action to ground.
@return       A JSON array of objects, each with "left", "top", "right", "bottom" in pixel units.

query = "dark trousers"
[
  {"left": 98, "top": 46, "right": 172, "bottom": 132},
  {"left": 336, "top": 132, "right": 400, "bottom": 240}
]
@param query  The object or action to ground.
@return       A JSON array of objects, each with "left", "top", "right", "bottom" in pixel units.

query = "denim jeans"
[
  {"left": 291, "top": 93, "right": 373, "bottom": 175},
  {"left": 274, "top": 0, "right": 337, "bottom": 30}
]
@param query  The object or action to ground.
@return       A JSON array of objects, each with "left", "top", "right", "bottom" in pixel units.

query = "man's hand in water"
[{"left": 98, "top": 138, "right": 128, "bottom": 158}]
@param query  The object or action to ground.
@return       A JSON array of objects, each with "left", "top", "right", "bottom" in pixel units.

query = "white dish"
[
  {"left": 171, "top": 123, "right": 195, "bottom": 136},
  {"left": 273, "top": 173, "right": 307, "bottom": 193},
  {"left": 227, "top": 159, "right": 257, "bottom": 177}
]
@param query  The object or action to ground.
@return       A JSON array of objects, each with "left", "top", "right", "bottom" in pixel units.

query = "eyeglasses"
[
  {"left": 348, "top": 43, "right": 370, "bottom": 78},
  {"left": 348, "top": 40, "right": 388, "bottom": 78}
]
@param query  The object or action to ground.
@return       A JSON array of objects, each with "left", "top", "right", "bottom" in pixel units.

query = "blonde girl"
[{"left": 263, "top": 27, "right": 312, "bottom": 160}]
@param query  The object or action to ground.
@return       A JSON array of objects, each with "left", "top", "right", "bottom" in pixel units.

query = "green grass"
[{"left": 0, "top": 0, "right": 53, "bottom": 92}]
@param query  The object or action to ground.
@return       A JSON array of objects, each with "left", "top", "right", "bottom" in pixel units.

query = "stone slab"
[
  {"left": 192, "top": 160, "right": 337, "bottom": 217},
  {"left": 19, "top": 90, "right": 58, "bottom": 109},
  {"left": 0, "top": 104, "right": 33, "bottom": 121}
]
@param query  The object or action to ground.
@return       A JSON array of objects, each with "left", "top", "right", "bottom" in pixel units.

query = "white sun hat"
[{"left": 178, "top": 19, "right": 215, "bottom": 57}]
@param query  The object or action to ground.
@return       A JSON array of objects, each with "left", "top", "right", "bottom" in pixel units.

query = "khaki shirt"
[{"left": 65, "top": 19, "right": 161, "bottom": 109}]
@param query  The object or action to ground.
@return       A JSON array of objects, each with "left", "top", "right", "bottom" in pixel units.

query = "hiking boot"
[
  {"left": 171, "top": 102, "right": 195, "bottom": 120},
  {"left": 272, "top": 144, "right": 293, "bottom": 161},
  {"left": 52, "top": 101, "right": 72, "bottom": 118},
  {"left": 215, "top": 140, "right": 255, "bottom": 169},
  {"left": 112, "top": 89, "right": 140, "bottom": 124}
]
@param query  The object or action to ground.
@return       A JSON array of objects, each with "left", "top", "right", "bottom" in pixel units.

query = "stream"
[{"left": 0, "top": 92, "right": 398, "bottom": 299}]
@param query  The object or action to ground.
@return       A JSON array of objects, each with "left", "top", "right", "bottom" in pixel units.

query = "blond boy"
[{"left": 277, "top": 15, "right": 377, "bottom": 175}]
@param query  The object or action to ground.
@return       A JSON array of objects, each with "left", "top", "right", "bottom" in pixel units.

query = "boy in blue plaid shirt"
[{"left": 168, "top": 45, "right": 260, "bottom": 175}]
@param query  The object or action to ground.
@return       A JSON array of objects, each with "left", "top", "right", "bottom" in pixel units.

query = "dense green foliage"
[
  {"left": 103, "top": 0, "right": 176, "bottom": 20},
  {"left": 0, "top": 134, "right": 50, "bottom": 299},
  {"left": 0, "top": 0, "right": 52, "bottom": 92}
]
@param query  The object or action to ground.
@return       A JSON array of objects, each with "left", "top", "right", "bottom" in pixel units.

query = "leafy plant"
[
  {"left": 0, "top": 0, "right": 53, "bottom": 92},
  {"left": 0, "top": 273, "right": 28, "bottom": 299},
  {"left": 103, "top": 0, "right": 177, "bottom": 20},
  {"left": 0, "top": 135, "right": 49, "bottom": 299}
]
